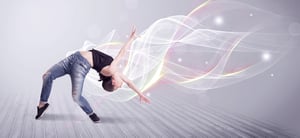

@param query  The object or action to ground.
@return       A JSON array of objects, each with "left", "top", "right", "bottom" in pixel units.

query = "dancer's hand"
[
  {"left": 139, "top": 94, "right": 150, "bottom": 104},
  {"left": 129, "top": 25, "right": 138, "bottom": 39}
]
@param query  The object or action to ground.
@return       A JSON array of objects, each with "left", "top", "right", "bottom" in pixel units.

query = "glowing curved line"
[
  {"left": 181, "top": 32, "right": 250, "bottom": 84},
  {"left": 187, "top": 0, "right": 212, "bottom": 17},
  {"left": 70, "top": 0, "right": 294, "bottom": 102}
]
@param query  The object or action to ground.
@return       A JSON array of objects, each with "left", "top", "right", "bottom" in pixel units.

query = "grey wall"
[
  {"left": 209, "top": 0, "right": 300, "bottom": 135},
  {"left": 0, "top": 0, "right": 299, "bottom": 135}
]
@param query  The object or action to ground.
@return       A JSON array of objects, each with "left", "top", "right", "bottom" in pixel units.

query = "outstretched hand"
[
  {"left": 139, "top": 94, "right": 151, "bottom": 104},
  {"left": 129, "top": 25, "right": 139, "bottom": 40}
]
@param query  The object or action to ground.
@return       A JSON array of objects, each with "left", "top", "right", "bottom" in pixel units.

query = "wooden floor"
[{"left": 0, "top": 88, "right": 297, "bottom": 138}]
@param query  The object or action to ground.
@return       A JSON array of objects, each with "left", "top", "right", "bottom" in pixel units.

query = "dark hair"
[
  {"left": 102, "top": 77, "right": 114, "bottom": 92},
  {"left": 98, "top": 73, "right": 114, "bottom": 92}
]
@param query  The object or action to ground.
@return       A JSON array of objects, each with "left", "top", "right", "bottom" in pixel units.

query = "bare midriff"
[{"left": 80, "top": 51, "right": 94, "bottom": 67}]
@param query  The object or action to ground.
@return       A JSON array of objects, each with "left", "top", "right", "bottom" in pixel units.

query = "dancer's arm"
[
  {"left": 101, "top": 26, "right": 136, "bottom": 76},
  {"left": 110, "top": 26, "right": 136, "bottom": 68},
  {"left": 119, "top": 73, "right": 150, "bottom": 104}
]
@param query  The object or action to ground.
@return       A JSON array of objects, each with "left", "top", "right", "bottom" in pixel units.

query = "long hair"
[{"left": 102, "top": 77, "right": 114, "bottom": 92}]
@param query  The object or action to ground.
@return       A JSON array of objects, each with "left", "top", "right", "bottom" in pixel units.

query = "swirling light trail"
[{"left": 67, "top": 0, "right": 297, "bottom": 101}]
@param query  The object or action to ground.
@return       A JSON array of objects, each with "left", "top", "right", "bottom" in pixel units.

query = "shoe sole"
[
  {"left": 39, "top": 106, "right": 49, "bottom": 118},
  {"left": 93, "top": 120, "right": 101, "bottom": 123}
]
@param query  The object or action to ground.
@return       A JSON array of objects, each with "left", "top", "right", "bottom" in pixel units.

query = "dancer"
[{"left": 35, "top": 26, "right": 150, "bottom": 122}]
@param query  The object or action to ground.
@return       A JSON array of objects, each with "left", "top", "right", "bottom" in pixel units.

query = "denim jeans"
[{"left": 40, "top": 51, "right": 93, "bottom": 115}]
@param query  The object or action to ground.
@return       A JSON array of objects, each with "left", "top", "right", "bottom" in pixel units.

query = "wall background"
[{"left": 0, "top": 0, "right": 299, "bottom": 135}]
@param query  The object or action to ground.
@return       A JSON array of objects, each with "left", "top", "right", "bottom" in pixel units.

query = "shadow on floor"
[
  {"left": 39, "top": 113, "right": 133, "bottom": 124},
  {"left": 99, "top": 116, "right": 134, "bottom": 124},
  {"left": 40, "top": 113, "right": 84, "bottom": 121}
]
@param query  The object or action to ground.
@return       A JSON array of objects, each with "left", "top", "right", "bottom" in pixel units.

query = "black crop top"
[{"left": 89, "top": 49, "right": 113, "bottom": 81}]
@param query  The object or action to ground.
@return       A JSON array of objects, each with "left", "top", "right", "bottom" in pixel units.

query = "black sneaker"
[
  {"left": 89, "top": 113, "right": 100, "bottom": 123},
  {"left": 35, "top": 103, "right": 49, "bottom": 119}
]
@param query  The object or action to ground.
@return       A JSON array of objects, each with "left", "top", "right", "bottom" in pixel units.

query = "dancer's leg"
[
  {"left": 36, "top": 56, "right": 72, "bottom": 119},
  {"left": 70, "top": 73, "right": 93, "bottom": 115},
  {"left": 39, "top": 58, "right": 70, "bottom": 107},
  {"left": 70, "top": 54, "right": 94, "bottom": 115}
]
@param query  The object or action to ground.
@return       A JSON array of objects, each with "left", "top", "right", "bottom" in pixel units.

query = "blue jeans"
[{"left": 40, "top": 52, "right": 93, "bottom": 115}]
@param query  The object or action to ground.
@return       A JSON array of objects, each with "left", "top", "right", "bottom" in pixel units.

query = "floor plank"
[{"left": 0, "top": 89, "right": 297, "bottom": 138}]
